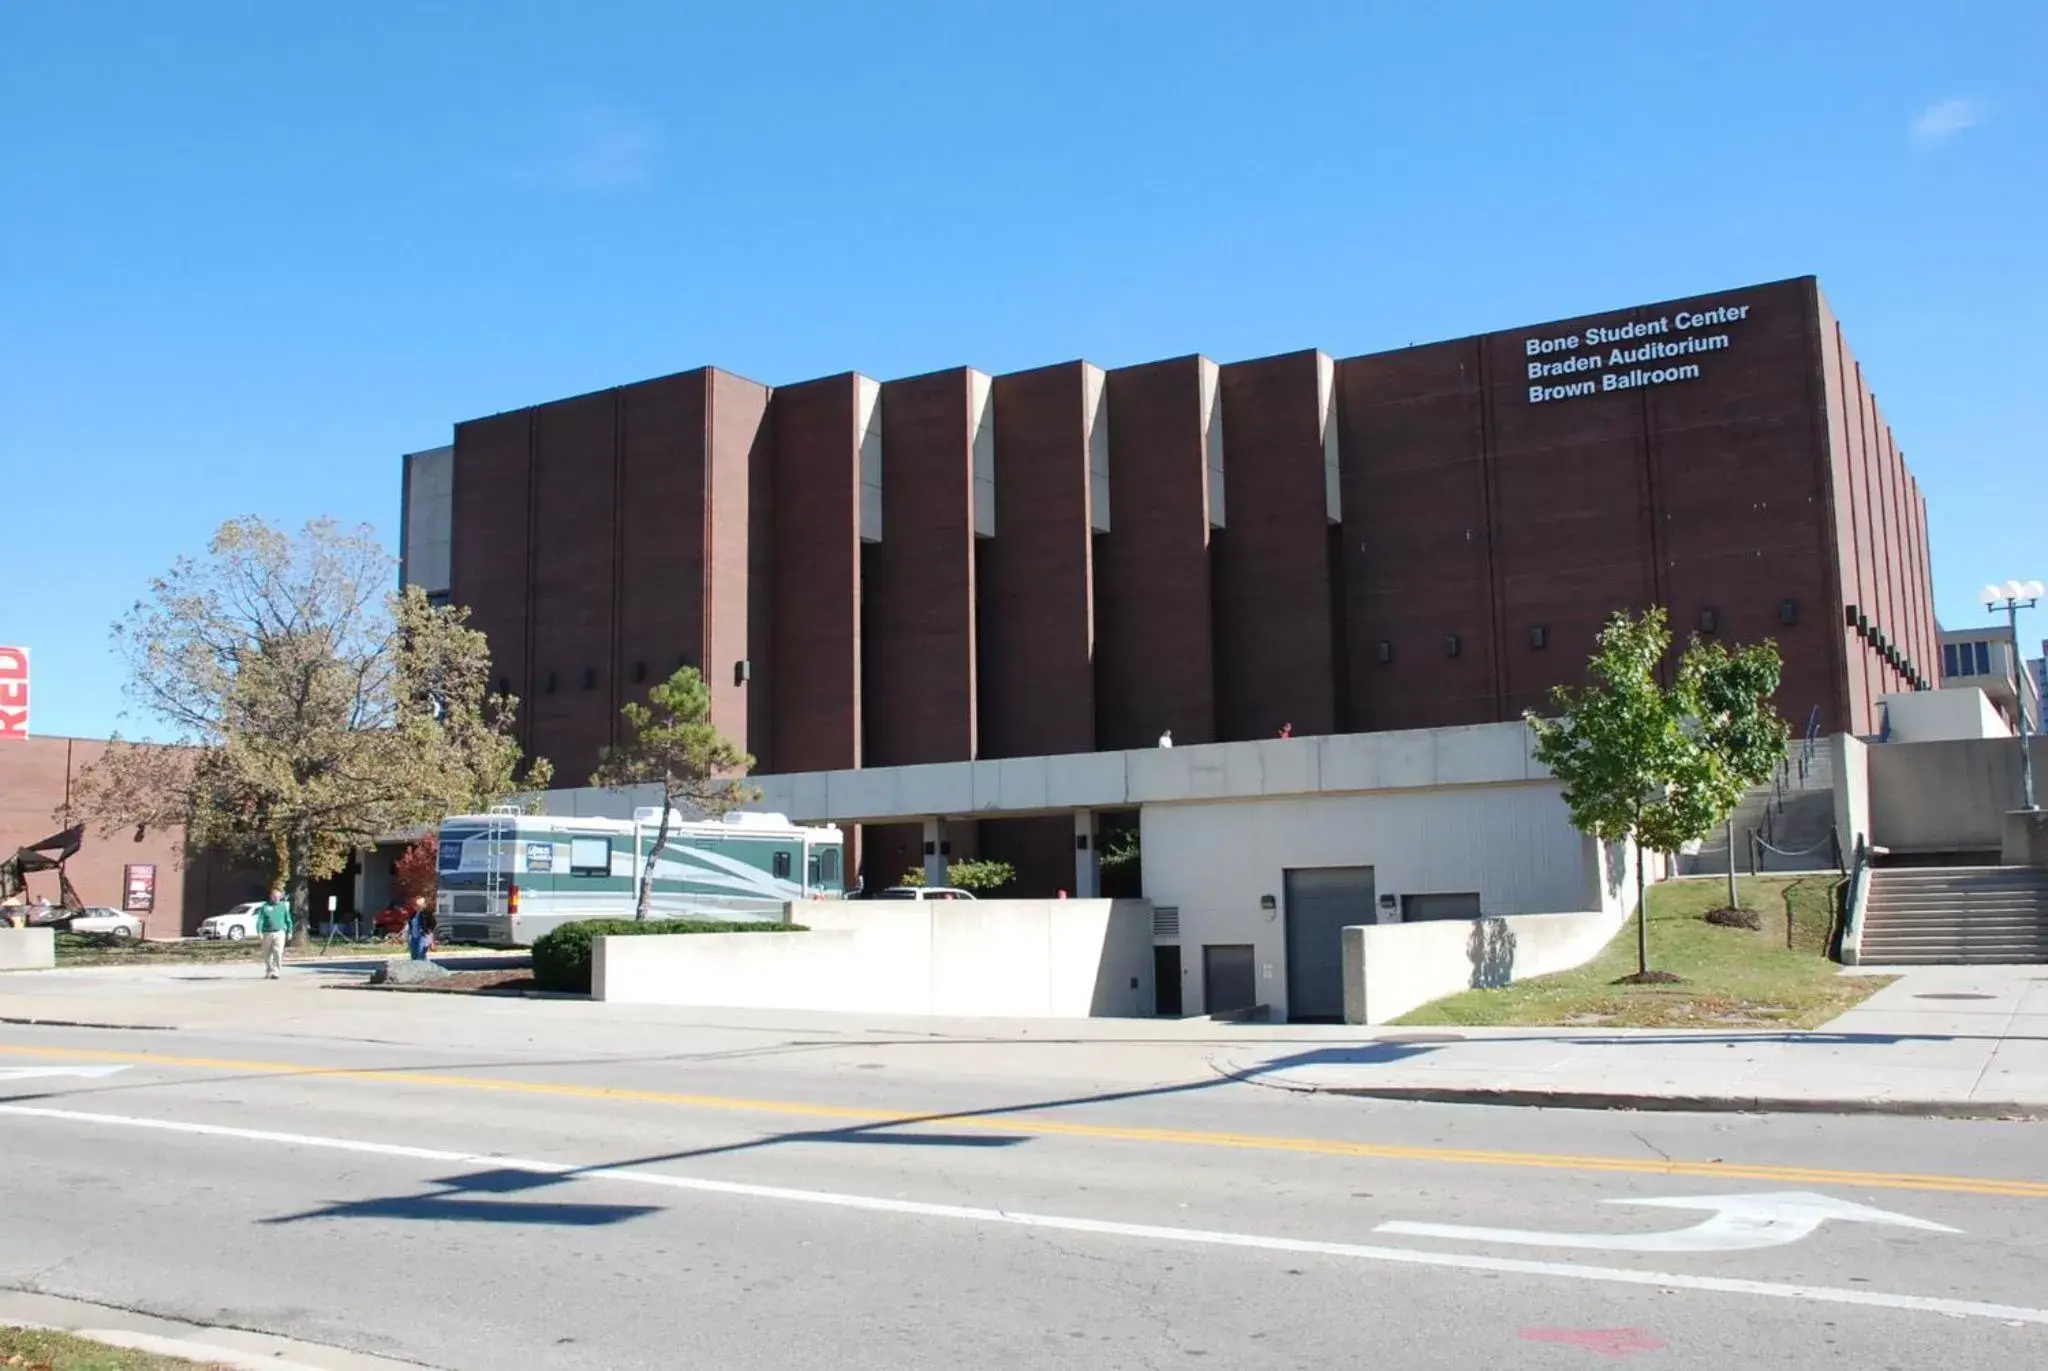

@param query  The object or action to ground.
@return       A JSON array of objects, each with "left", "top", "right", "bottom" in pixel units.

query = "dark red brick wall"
[
  {"left": 767, "top": 374, "right": 863, "bottom": 774},
  {"left": 526, "top": 390, "right": 619, "bottom": 785},
  {"left": 865, "top": 369, "right": 978, "bottom": 766},
  {"left": 1096, "top": 356, "right": 1215, "bottom": 748},
  {"left": 1338, "top": 276, "right": 1858, "bottom": 735},
  {"left": 1335, "top": 340, "right": 1499, "bottom": 730},
  {"left": 1215, "top": 350, "right": 1337, "bottom": 739},
  {"left": 441, "top": 277, "right": 1932, "bottom": 792},
  {"left": 708, "top": 370, "right": 770, "bottom": 759},
  {"left": 616, "top": 370, "right": 708, "bottom": 752},
  {"left": 979, "top": 361, "right": 1096, "bottom": 759},
  {"left": 450, "top": 408, "right": 532, "bottom": 744},
  {"left": 1815, "top": 284, "right": 1936, "bottom": 734}
]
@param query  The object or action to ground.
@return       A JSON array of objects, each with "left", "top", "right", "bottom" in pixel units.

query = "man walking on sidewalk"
[{"left": 254, "top": 887, "right": 293, "bottom": 980}]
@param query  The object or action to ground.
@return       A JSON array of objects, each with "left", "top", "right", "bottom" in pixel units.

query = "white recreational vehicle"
[{"left": 435, "top": 807, "right": 845, "bottom": 945}]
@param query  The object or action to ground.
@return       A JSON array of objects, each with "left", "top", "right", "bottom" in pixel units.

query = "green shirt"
[{"left": 254, "top": 900, "right": 294, "bottom": 935}]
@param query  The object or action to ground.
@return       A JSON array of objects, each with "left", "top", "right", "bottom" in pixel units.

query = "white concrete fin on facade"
[
  {"left": 1316, "top": 352, "right": 1341, "bottom": 525},
  {"left": 401, "top": 445, "right": 454, "bottom": 596},
  {"left": 1084, "top": 363, "right": 1110, "bottom": 533},
  {"left": 1199, "top": 357, "right": 1225, "bottom": 531},
  {"left": 969, "top": 369, "right": 995, "bottom": 539},
  {"left": 856, "top": 376, "right": 883, "bottom": 545}
]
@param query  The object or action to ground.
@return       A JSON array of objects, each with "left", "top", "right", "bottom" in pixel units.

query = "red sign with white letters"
[{"left": 0, "top": 646, "right": 27, "bottom": 740}]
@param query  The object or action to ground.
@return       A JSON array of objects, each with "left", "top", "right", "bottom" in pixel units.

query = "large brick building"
[{"left": 403, "top": 275, "right": 1938, "bottom": 890}]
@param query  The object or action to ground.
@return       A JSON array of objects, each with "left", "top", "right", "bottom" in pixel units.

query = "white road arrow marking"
[
  {"left": 0, "top": 1066, "right": 132, "bottom": 1082},
  {"left": 1376, "top": 1190, "right": 1959, "bottom": 1253}
]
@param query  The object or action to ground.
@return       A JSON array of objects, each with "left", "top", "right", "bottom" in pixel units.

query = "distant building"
[{"left": 1940, "top": 626, "right": 2041, "bottom": 735}]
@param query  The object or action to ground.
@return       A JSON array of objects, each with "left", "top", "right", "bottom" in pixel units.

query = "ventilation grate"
[{"left": 1152, "top": 905, "right": 1180, "bottom": 939}]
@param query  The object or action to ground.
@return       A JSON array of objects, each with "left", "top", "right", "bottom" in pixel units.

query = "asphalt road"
[{"left": 3, "top": 1013, "right": 2047, "bottom": 1368}]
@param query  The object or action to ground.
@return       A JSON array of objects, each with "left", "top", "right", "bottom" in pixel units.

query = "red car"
[{"left": 372, "top": 903, "right": 413, "bottom": 937}]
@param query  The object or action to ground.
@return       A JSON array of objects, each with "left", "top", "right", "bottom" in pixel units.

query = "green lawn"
[
  {"left": 0, "top": 1325, "right": 223, "bottom": 1369},
  {"left": 1395, "top": 875, "right": 1890, "bottom": 1030}
]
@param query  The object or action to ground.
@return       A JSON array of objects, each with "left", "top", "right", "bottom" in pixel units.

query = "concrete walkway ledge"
[
  {"left": 0, "top": 1289, "right": 435, "bottom": 1370},
  {"left": 1237, "top": 1075, "right": 2043, "bottom": 1120}
]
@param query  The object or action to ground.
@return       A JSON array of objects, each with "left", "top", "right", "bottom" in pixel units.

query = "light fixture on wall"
[
  {"left": 1377, "top": 640, "right": 1393, "bottom": 664},
  {"left": 1259, "top": 894, "right": 1276, "bottom": 911},
  {"left": 1529, "top": 625, "right": 1547, "bottom": 650},
  {"left": 1444, "top": 634, "right": 1460, "bottom": 658},
  {"left": 1779, "top": 599, "right": 1799, "bottom": 626},
  {"left": 1700, "top": 608, "right": 1718, "bottom": 635}
]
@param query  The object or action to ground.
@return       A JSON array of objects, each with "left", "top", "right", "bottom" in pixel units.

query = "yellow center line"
[{"left": 4, "top": 1040, "right": 2044, "bottom": 1199}]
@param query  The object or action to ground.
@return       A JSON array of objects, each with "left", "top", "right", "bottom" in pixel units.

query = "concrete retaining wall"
[
  {"left": 592, "top": 898, "right": 1155, "bottom": 1017},
  {"left": 1337, "top": 841, "right": 1639, "bottom": 1025},
  {"left": 0, "top": 927, "right": 55, "bottom": 971},
  {"left": 1867, "top": 737, "right": 2048, "bottom": 854}
]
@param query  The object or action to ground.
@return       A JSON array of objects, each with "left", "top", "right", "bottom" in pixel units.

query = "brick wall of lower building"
[{"left": 1, "top": 736, "right": 263, "bottom": 937}]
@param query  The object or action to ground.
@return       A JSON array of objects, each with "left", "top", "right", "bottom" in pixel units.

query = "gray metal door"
[
  {"left": 1284, "top": 865, "right": 1375, "bottom": 1022},
  {"left": 1202, "top": 944, "right": 1256, "bottom": 1016}
]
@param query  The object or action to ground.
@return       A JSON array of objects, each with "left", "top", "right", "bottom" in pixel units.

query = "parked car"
[
  {"left": 372, "top": 902, "right": 413, "bottom": 937},
  {"left": 871, "top": 886, "right": 978, "bottom": 901},
  {"left": 64, "top": 906, "right": 144, "bottom": 939},
  {"left": 198, "top": 902, "right": 263, "bottom": 940}
]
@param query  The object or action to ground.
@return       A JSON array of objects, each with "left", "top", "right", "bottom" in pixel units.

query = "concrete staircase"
[
  {"left": 1679, "top": 742, "right": 1837, "bottom": 876},
  {"left": 1858, "top": 867, "right": 2048, "bottom": 965}
]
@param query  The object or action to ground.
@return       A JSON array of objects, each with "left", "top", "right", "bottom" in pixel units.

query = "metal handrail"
[{"left": 1839, "top": 835, "right": 1873, "bottom": 966}]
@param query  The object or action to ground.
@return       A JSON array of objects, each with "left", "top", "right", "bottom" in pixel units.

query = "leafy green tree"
[
  {"left": 899, "top": 858, "right": 1016, "bottom": 894},
  {"left": 591, "top": 667, "right": 759, "bottom": 921},
  {"left": 1679, "top": 635, "right": 1791, "bottom": 913},
  {"left": 69, "top": 518, "right": 550, "bottom": 943},
  {"left": 1527, "top": 608, "right": 1785, "bottom": 979}
]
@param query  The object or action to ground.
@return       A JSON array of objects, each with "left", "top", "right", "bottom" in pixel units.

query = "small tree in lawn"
[
  {"left": 591, "top": 668, "right": 759, "bottom": 921},
  {"left": 1526, "top": 608, "right": 1786, "bottom": 981},
  {"left": 1680, "top": 636, "right": 1790, "bottom": 914}
]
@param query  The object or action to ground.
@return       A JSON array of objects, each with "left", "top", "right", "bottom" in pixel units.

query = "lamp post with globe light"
[{"left": 1983, "top": 578, "right": 2045, "bottom": 811}]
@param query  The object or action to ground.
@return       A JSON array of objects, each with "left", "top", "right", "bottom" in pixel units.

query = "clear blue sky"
[{"left": 4, "top": 2, "right": 2043, "bottom": 740}]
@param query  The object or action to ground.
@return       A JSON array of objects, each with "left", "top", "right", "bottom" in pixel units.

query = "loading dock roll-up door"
[{"left": 1283, "top": 865, "right": 1375, "bottom": 1022}]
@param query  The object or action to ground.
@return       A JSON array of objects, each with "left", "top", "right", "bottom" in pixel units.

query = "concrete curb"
[
  {"left": 1251, "top": 1076, "right": 2043, "bottom": 1120},
  {"left": 0, "top": 1288, "right": 437, "bottom": 1369}
]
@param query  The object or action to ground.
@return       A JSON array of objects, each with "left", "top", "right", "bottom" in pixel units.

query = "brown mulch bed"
[{"left": 1703, "top": 906, "right": 1764, "bottom": 930}]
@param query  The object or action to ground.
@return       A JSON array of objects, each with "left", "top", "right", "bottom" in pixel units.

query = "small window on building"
[
  {"left": 1944, "top": 643, "right": 1960, "bottom": 679},
  {"left": 1401, "top": 892, "right": 1482, "bottom": 922},
  {"left": 1976, "top": 641, "right": 1992, "bottom": 675},
  {"left": 773, "top": 850, "right": 792, "bottom": 880},
  {"left": 569, "top": 837, "right": 611, "bottom": 876}
]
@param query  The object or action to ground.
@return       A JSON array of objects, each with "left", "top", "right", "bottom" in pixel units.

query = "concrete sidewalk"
[{"left": 1219, "top": 966, "right": 2048, "bottom": 1117}]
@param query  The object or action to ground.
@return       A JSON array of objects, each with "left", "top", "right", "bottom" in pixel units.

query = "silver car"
[{"left": 66, "top": 906, "right": 145, "bottom": 939}]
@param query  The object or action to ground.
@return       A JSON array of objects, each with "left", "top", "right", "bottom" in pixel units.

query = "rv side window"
[
  {"left": 820, "top": 848, "right": 841, "bottom": 888},
  {"left": 569, "top": 837, "right": 611, "bottom": 876},
  {"left": 773, "top": 850, "right": 792, "bottom": 880}
]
